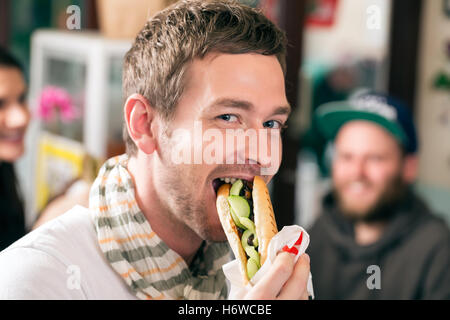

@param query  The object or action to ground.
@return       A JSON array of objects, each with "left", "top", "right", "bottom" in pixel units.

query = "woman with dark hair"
[{"left": 0, "top": 47, "right": 30, "bottom": 251}]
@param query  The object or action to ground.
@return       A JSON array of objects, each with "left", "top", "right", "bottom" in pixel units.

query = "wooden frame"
[
  {"left": 388, "top": 0, "right": 423, "bottom": 111},
  {"left": 270, "top": 0, "right": 306, "bottom": 228}
]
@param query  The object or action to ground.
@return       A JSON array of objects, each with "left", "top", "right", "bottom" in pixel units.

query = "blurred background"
[{"left": 0, "top": 0, "right": 449, "bottom": 230}]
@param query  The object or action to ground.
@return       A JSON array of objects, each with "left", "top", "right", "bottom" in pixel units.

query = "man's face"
[
  {"left": 0, "top": 67, "right": 29, "bottom": 162},
  {"left": 332, "top": 121, "right": 406, "bottom": 221},
  {"left": 152, "top": 53, "right": 289, "bottom": 241}
]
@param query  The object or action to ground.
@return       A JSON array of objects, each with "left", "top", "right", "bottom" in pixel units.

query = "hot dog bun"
[
  {"left": 216, "top": 183, "right": 249, "bottom": 285},
  {"left": 252, "top": 176, "right": 278, "bottom": 266}
]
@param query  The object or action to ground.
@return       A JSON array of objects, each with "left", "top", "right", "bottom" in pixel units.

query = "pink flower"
[{"left": 37, "top": 86, "right": 79, "bottom": 123}]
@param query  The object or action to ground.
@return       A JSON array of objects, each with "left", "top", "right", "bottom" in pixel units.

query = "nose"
[
  {"left": 235, "top": 127, "right": 282, "bottom": 176},
  {"left": 5, "top": 103, "right": 30, "bottom": 130},
  {"left": 349, "top": 157, "right": 366, "bottom": 180}
]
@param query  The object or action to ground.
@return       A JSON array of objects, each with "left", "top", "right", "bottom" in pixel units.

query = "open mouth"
[{"left": 212, "top": 177, "right": 254, "bottom": 195}]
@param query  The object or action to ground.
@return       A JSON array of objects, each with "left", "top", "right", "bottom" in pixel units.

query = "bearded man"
[{"left": 307, "top": 91, "right": 450, "bottom": 299}]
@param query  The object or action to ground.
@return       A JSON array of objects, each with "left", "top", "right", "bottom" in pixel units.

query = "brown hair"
[{"left": 122, "top": 0, "right": 287, "bottom": 156}]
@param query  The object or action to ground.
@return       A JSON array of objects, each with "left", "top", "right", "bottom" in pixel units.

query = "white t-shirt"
[{"left": 0, "top": 205, "right": 137, "bottom": 299}]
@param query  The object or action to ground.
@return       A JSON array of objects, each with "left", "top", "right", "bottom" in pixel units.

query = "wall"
[
  {"left": 416, "top": 0, "right": 450, "bottom": 189},
  {"left": 415, "top": 0, "right": 450, "bottom": 223},
  {"left": 302, "top": 0, "right": 391, "bottom": 65}
]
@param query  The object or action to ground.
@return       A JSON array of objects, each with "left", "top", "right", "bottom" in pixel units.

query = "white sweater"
[{"left": 0, "top": 205, "right": 136, "bottom": 299}]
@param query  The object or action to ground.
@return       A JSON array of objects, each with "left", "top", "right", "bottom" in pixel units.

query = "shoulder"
[
  {"left": 0, "top": 245, "right": 85, "bottom": 299},
  {"left": 0, "top": 205, "right": 137, "bottom": 299},
  {"left": 414, "top": 200, "right": 450, "bottom": 248},
  {"left": 0, "top": 206, "right": 95, "bottom": 299},
  {"left": 413, "top": 206, "right": 450, "bottom": 299},
  {"left": 307, "top": 201, "right": 334, "bottom": 239},
  {"left": 10, "top": 205, "right": 96, "bottom": 261}
]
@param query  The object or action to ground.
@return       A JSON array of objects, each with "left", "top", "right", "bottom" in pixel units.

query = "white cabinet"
[{"left": 17, "top": 30, "right": 132, "bottom": 227}]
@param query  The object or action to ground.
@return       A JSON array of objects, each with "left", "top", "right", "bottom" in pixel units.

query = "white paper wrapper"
[{"left": 223, "top": 225, "right": 314, "bottom": 299}]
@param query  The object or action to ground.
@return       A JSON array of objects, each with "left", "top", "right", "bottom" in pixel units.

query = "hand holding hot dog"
[{"left": 216, "top": 176, "right": 311, "bottom": 300}]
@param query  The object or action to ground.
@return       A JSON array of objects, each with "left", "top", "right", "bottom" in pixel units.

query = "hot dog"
[{"left": 216, "top": 176, "right": 278, "bottom": 285}]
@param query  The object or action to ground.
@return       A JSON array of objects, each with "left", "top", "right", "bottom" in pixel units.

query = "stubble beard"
[
  {"left": 335, "top": 173, "right": 408, "bottom": 223},
  {"left": 157, "top": 130, "right": 226, "bottom": 242}
]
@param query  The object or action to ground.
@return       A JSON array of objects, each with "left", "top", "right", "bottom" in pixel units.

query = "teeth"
[{"left": 218, "top": 177, "right": 239, "bottom": 184}]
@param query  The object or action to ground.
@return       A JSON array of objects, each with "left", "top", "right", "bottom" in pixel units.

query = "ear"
[
  {"left": 124, "top": 94, "right": 157, "bottom": 155},
  {"left": 402, "top": 154, "right": 418, "bottom": 183}
]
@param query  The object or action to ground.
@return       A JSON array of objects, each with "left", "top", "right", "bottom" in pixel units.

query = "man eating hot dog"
[{"left": 0, "top": 0, "right": 310, "bottom": 300}]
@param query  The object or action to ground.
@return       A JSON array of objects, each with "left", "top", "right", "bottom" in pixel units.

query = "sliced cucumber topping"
[
  {"left": 247, "top": 258, "right": 259, "bottom": 280},
  {"left": 241, "top": 229, "right": 258, "bottom": 248},
  {"left": 228, "top": 191, "right": 261, "bottom": 280},
  {"left": 238, "top": 217, "right": 256, "bottom": 233},
  {"left": 241, "top": 230, "right": 251, "bottom": 248},
  {"left": 227, "top": 195, "right": 250, "bottom": 218},
  {"left": 244, "top": 246, "right": 261, "bottom": 268},
  {"left": 229, "top": 179, "right": 243, "bottom": 196},
  {"left": 230, "top": 207, "right": 246, "bottom": 229}
]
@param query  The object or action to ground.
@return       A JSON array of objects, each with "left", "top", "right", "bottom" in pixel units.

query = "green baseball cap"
[{"left": 314, "top": 92, "right": 418, "bottom": 153}]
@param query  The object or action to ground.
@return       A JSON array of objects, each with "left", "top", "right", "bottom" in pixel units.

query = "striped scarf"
[{"left": 89, "top": 155, "right": 231, "bottom": 300}]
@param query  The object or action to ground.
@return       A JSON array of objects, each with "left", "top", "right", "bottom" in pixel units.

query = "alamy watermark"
[
  {"left": 66, "top": 265, "right": 81, "bottom": 290},
  {"left": 66, "top": 5, "right": 81, "bottom": 30},
  {"left": 366, "top": 265, "right": 381, "bottom": 290},
  {"left": 168, "top": 121, "right": 281, "bottom": 175},
  {"left": 366, "top": 5, "right": 381, "bottom": 30}
]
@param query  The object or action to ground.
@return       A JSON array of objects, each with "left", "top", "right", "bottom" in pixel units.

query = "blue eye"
[
  {"left": 263, "top": 120, "right": 282, "bottom": 129},
  {"left": 217, "top": 114, "right": 238, "bottom": 122}
]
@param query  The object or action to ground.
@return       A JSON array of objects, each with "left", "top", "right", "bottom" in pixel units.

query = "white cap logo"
[{"left": 352, "top": 95, "right": 397, "bottom": 121}]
